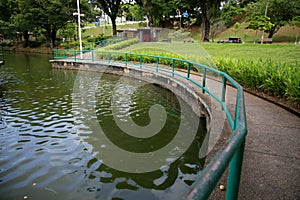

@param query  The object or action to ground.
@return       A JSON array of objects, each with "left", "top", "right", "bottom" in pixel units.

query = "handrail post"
[
  {"left": 222, "top": 76, "right": 227, "bottom": 107},
  {"left": 108, "top": 52, "right": 111, "bottom": 63},
  {"left": 125, "top": 53, "right": 128, "bottom": 66},
  {"left": 140, "top": 55, "right": 142, "bottom": 68},
  {"left": 156, "top": 57, "right": 159, "bottom": 72},
  {"left": 187, "top": 62, "right": 191, "bottom": 79},
  {"left": 234, "top": 91, "right": 241, "bottom": 130},
  {"left": 202, "top": 68, "right": 206, "bottom": 93},
  {"left": 172, "top": 59, "right": 175, "bottom": 76},
  {"left": 74, "top": 48, "right": 76, "bottom": 61},
  {"left": 226, "top": 140, "right": 245, "bottom": 200},
  {"left": 92, "top": 49, "right": 94, "bottom": 62},
  {"left": 55, "top": 49, "right": 58, "bottom": 60}
]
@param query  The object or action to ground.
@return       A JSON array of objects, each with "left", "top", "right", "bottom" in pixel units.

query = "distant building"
[{"left": 117, "top": 27, "right": 159, "bottom": 42}]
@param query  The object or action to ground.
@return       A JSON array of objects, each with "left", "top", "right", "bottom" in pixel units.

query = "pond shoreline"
[
  {"left": 3, "top": 47, "right": 298, "bottom": 115},
  {"left": 3, "top": 46, "right": 53, "bottom": 55}
]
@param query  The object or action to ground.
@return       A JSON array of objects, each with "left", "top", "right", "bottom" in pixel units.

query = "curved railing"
[{"left": 53, "top": 49, "right": 247, "bottom": 200}]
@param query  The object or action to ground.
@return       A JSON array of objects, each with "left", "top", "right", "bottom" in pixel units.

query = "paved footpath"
[
  {"left": 149, "top": 67, "right": 300, "bottom": 199},
  {"left": 238, "top": 92, "right": 300, "bottom": 200},
  {"left": 186, "top": 73, "right": 300, "bottom": 199}
]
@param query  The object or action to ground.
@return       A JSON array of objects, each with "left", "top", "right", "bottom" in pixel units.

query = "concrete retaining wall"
[{"left": 50, "top": 60, "right": 211, "bottom": 123}]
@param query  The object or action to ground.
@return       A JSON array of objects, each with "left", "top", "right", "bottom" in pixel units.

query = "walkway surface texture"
[
  {"left": 238, "top": 92, "right": 300, "bottom": 200},
  {"left": 137, "top": 64, "right": 300, "bottom": 199},
  {"left": 186, "top": 72, "right": 300, "bottom": 199}
]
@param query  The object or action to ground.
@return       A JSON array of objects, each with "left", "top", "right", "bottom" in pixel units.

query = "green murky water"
[{"left": 0, "top": 53, "right": 206, "bottom": 200}]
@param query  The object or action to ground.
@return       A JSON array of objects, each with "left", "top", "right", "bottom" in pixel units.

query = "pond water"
[{"left": 0, "top": 53, "right": 207, "bottom": 200}]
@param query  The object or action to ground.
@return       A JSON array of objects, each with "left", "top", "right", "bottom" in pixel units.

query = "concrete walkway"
[
  {"left": 189, "top": 74, "right": 300, "bottom": 199},
  {"left": 186, "top": 71, "right": 300, "bottom": 199},
  {"left": 238, "top": 92, "right": 300, "bottom": 200}
]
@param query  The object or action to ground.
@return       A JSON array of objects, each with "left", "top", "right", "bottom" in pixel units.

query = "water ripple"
[{"left": 0, "top": 54, "right": 206, "bottom": 200}]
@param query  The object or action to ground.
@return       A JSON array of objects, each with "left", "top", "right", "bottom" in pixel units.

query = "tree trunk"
[
  {"left": 111, "top": 16, "right": 117, "bottom": 36},
  {"left": 254, "top": 29, "right": 258, "bottom": 43},
  {"left": 147, "top": 13, "right": 154, "bottom": 27},
  {"left": 200, "top": 0, "right": 210, "bottom": 42},
  {"left": 268, "top": 26, "right": 276, "bottom": 38},
  {"left": 51, "top": 29, "right": 57, "bottom": 48},
  {"left": 23, "top": 30, "right": 29, "bottom": 47},
  {"left": 144, "top": 2, "right": 154, "bottom": 26}
]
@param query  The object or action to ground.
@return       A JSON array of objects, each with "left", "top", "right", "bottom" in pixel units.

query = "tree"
[
  {"left": 3, "top": 0, "right": 93, "bottom": 47},
  {"left": 199, "top": 0, "right": 210, "bottom": 41},
  {"left": 247, "top": 0, "right": 300, "bottom": 38},
  {"left": 96, "top": 0, "right": 122, "bottom": 36},
  {"left": 221, "top": 0, "right": 245, "bottom": 27},
  {"left": 12, "top": 0, "right": 38, "bottom": 46},
  {"left": 134, "top": 0, "right": 222, "bottom": 43},
  {"left": 12, "top": 0, "right": 77, "bottom": 47},
  {"left": 135, "top": 0, "right": 171, "bottom": 27},
  {"left": 210, "top": 18, "right": 226, "bottom": 42},
  {"left": 231, "top": 21, "right": 241, "bottom": 36},
  {"left": 0, "top": 0, "right": 18, "bottom": 40},
  {"left": 57, "top": 22, "right": 76, "bottom": 41},
  {"left": 121, "top": 4, "right": 145, "bottom": 21},
  {"left": 247, "top": 15, "right": 274, "bottom": 43},
  {"left": 198, "top": 0, "right": 222, "bottom": 42},
  {"left": 134, "top": 0, "right": 200, "bottom": 27}
]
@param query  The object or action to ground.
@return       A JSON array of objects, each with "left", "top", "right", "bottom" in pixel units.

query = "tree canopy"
[
  {"left": 0, "top": 0, "right": 299, "bottom": 46},
  {"left": 95, "top": 0, "right": 122, "bottom": 36},
  {"left": 247, "top": 0, "right": 300, "bottom": 38},
  {"left": 0, "top": 0, "right": 92, "bottom": 47}
]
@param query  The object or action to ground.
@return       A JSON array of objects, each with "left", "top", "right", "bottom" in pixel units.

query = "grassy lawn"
[
  {"left": 118, "top": 41, "right": 299, "bottom": 103},
  {"left": 200, "top": 43, "right": 300, "bottom": 64},
  {"left": 212, "top": 23, "right": 300, "bottom": 43},
  {"left": 83, "top": 22, "right": 144, "bottom": 37},
  {"left": 121, "top": 42, "right": 300, "bottom": 64},
  {"left": 84, "top": 23, "right": 299, "bottom": 105}
]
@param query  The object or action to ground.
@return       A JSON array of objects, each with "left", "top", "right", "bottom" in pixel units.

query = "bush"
[
  {"left": 214, "top": 57, "right": 300, "bottom": 102},
  {"left": 0, "top": 41, "right": 15, "bottom": 47},
  {"left": 130, "top": 48, "right": 188, "bottom": 69},
  {"left": 60, "top": 41, "right": 80, "bottom": 49},
  {"left": 87, "top": 33, "right": 105, "bottom": 43},
  {"left": 29, "top": 41, "right": 42, "bottom": 48},
  {"left": 102, "top": 38, "right": 139, "bottom": 50},
  {"left": 45, "top": 42, "right": 51, "bottom": 48}
]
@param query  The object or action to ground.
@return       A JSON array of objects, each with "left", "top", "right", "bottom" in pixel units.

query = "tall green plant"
[{"left": 214, "top": 57, "right": 300, "bottom": 102}]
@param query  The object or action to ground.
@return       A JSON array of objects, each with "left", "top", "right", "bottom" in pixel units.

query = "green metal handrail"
[{"left": 53, "top": 49, "right": 247, "bottom": 200}]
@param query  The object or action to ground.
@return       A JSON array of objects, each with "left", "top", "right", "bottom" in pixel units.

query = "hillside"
[
  {"left": 84, "top": 22, "right": 300, "bottom": 44},
  {"left": 191, "top": 23, "right": 300, "bottom": 43}
]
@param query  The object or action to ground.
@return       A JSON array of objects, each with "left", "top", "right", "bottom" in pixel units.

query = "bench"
[
  {"left": 162, "top": 38, "right": 171, "bottom": 43},
  {"left": 259, "top": 38, "right": 272, "bottom": 44},
  {"left": 184, "top": 38, "right": 194, "bottom": 43}
]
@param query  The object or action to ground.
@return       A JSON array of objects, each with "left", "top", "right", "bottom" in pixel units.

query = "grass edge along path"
[{"left": 117, "top": 42, "right": 300, "bottom": 110}]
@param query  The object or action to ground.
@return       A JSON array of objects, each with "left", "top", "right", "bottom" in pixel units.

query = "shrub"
[
  {"left": 214, "top": 57, "right": 300, "bottom": 102},
  {"left": 29, "top": 41, "right": 42, "bottom": 48},
  {"left": 0, "top": 41, "right": 15, "bottom": 47},
  {"left": 87, "top": 33, "right": 105, "bottom": 43},
  {"left": 60, "top": 41, "right": 80, "bottom": 49},
  {"left": 45, "top": 42, "right": 51, "bottom": 48},
  {"left": 102, "top": 38, "right": 139, "bottom": 50}
]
